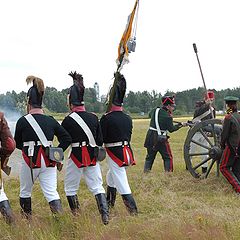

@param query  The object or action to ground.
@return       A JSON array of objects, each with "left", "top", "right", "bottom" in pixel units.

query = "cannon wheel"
[{"left": 184, "top": 119, "right": 223, "bottom": 178}]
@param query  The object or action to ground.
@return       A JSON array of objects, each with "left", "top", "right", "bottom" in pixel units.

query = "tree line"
[{"left": 0, "top": 86, "right": 239, "bottom": 116}]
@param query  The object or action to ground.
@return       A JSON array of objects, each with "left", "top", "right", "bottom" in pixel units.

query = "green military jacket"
[
  {"left": 221, "top": 111, "right": 240, "bottom": 150},
  {"left": 144, "top": 107, "right": 181, "bottom": 148}
]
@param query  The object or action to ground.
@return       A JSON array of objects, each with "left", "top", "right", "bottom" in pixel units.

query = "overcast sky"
[{"left": 1, "top": 0, "right": 240, "bottom": 96}]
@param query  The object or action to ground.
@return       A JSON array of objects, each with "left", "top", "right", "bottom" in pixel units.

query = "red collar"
[
  {"left": 109, "top": 105, "right": 123, "bottom": 112},
  {"left": 29, "top": 108, "right": 44, "bottom": 114},
  {"left": 71, "top": 105, "right": 86, "bottom": 112}
]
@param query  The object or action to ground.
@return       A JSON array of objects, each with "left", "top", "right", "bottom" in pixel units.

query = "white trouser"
[
  {"left": 190, "top": 132, "right": 209, "bottom": 168},
  {"left": 19, "top": 155, "right": 60, "bottom": 202},
  {"left": 64, "top": 159, "right": 105, "bottom": 196},
  {"left": 106, "top": 154, "right": 131, "bottom": 195},
  {"left": 0, "top": 184, "right": 8, "bottom": 202}
]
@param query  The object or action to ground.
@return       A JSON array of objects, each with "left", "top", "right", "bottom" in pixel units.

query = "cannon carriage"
[{"left": 183, "top": 118, "right": 223, "bottom": 178}]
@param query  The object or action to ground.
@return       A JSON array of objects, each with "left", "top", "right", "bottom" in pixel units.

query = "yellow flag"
[{"left": 117, "top": 0, "right": 139, "bottom": 70}]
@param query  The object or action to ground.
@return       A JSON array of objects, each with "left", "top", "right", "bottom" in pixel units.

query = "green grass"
[{"left": 2, "top": 117, "right": 240, "bottom": 240}]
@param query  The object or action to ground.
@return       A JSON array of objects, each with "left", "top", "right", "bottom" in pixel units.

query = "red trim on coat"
[
  {"left": 125, "top": 146, "right": 136, "bottom": 165},
  {"left": 70, "top": 153, "right": 83, "bottom": 168},
  {"left": 22, "top": 151, "right": 35, "bottom": 168},
  {"left": 70, "top": 147, "right": 96, "bottom": 168},
  {"left": 106, "top": 146, "right": 136, "bottom": 167},
  {"left": 82, "top": 146, "right": 91, "bottom": 166},
  {"left": 22, "top": 147, "right": 56, "bottom": 168},
  {"left": 165, "top": 141, "right": 173, "bottom": 172},
  {"left": 41, "top": 147, "right": 56, "bottom": 167}
]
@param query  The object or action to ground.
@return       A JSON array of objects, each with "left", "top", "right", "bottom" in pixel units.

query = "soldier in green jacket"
[
  {"left": 143, "top": 95, "right": 184, "bottom": 172},
  {"left": 220, "top": 96, "right": 240, "bottom": 193}
]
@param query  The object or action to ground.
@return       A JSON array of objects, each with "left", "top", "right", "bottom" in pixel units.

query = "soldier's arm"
[
  {"left": 54, "top": 120, "right": 72, "bottom": 151},
  {"left": 220, "top": 116, "right": 231, "bottom": 148},
  {"left": 96, "top": 121, "right": 104, "bottom": 146},
  {"left": 0, "top": 113, "right": 16, "bottom": 158},
  {"left": 100, "top": 115, "right": 107, "bottom": 142},
  {"left": 14, "top": 119, "right": 24, "bottom": 150},
  {"left": 167, "top": 116, "right": 182, "bottom": 133}
]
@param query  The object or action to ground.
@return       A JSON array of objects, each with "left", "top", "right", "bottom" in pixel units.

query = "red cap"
[{"left": 204, "top": 91, "right": 214, "bottom": 100}]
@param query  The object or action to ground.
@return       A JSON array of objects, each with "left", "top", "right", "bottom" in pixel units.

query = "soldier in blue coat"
[
  {"left": 100, "top": 72, "right": 138, "bottom": 215},
  {"left": 14, "top": 76, "right": 71, "bottom": 219},
  {"left": 61, "top": 71, "right": 109, "bottom": 225}
]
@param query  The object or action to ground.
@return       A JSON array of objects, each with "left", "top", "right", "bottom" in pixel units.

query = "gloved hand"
[
  {"left": 177, "top": 122, "right": 183, "bottom": 128},
  {"left": 181, "top": 122, "right": 188, "bottom": 127}
]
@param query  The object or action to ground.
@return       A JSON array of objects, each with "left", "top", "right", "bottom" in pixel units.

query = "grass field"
[{"left": 1, "top": 117, "right": 240, "bottom": 240}]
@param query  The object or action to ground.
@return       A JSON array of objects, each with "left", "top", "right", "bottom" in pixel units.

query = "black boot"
[
  {"left": 49, "top": 199, "right": 63, "bottom": 214},
  {"left": 106, "top": 186, "right": 117, "bottom": 208},
  {"left": 143, "top": 161, "right": 152, "bottom": 173},
  {"left": 95, "top": 193, "right": 109, "bottom": 225},
  {"left": 0, "top": 200, "right": 14, "bottom": 224},
  {"left": 122, "top": 194, "right": 138, "bottom": 215},
  {"left": 20, "top": 197, "right": 32, "bottom": 220},
  {"left": 67, "top": 195, "right": 80, "bottom": 215}
]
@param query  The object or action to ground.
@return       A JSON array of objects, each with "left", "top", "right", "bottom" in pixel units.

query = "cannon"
[{"left": 183, "top": 118, "right": 223, "bottom": 178}]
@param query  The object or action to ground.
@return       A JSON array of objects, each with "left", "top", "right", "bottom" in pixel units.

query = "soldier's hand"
[
  {"left": 177, "top": 122, "right": 183, "bottom": 128},
  {"left": 181, "top": 122, "right": 188, "bottom": 127}
]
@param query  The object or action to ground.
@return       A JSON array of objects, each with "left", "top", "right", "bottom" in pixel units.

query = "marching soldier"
[
  {"left": 143, "top": 95, "right": 183, "bottom": 173},
  {"left": 0, "top": 112, "right": 16, "bottom": 224},
  {"left": 189, "top": 90, "right": 216, "bottom": 173},
  {"left": 100, "top": 72, "right": 138, "bottom": 215},
  {"left": 61, "top": 71, "right": 109, "bottom": 225},
  {"left": 220, "top": 96, "right": 240, "bottom": 193},
  {"left": 14, "top": 76, "right": 71, "bottom": 219}
]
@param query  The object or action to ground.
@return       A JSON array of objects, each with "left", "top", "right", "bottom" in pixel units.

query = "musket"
[{"left": 193, "top": 43, "right": 214, "bottom": 119}]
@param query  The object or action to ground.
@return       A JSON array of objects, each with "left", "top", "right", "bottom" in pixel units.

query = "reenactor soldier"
[
  {"left": 143, "top": 95, "right": 183, "bottom": 172},
  {"left": 61, "top": 71, "right": 109, "bottom": 225},
  {"left": 220, "top": 96, "right": 240, "bottom": 193},
  {"left": 100, "top": 72, "right": 138, "bottom": 215},
  {"left": 0, "top": 112, "right": 16, "bottom": 224},
  {"left": 189, "top": 90, "right": 216, "bottom": 173},
  {"left": 14, "top": 76, "right": 71, "bottom": 219}
]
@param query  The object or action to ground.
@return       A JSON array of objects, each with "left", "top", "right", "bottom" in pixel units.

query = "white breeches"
[
  {"left": 19, "top": 156, "right": 60, "bottom": 202},
  {"left": 106, "top": 154, "right": 132, "bottom": 195},
  {"left": 0, "top": 184, "right": 8, "bottom": 202},
  {"left": 190, "top": 132, "right": 209, "bottom": 168},
  {"left": 64, "top": 159, "right": 105, "bottom": 196}
]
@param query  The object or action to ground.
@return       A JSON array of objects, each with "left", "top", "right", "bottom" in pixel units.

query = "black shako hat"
[
  {"left": 111, "top": 72, "right": 126, "bottom": 106},
  {"left": 68, "top": 71, "right": 85, "bottom": 106},
  {"left": 26, "top": 76, "right": 44, "bottom": 108},
  {"left": 161, "top": 95, "right": 176, "bottom": 107}
]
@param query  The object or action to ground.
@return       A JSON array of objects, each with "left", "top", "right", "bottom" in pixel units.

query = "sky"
[{"left": 1, "top": 0, "right": 240, "bottom": 97}]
